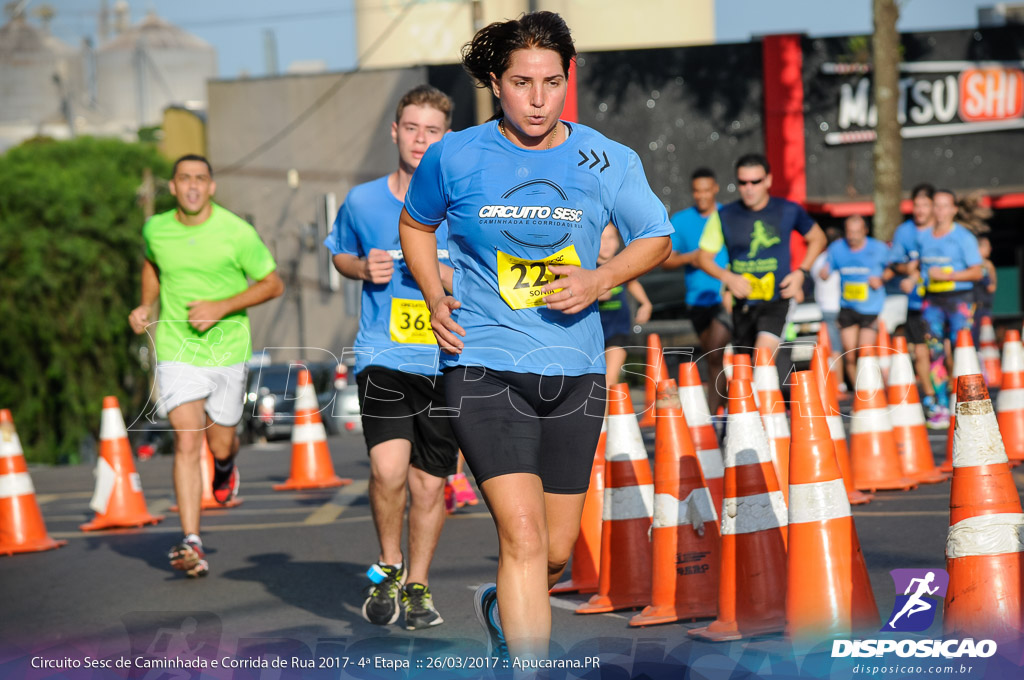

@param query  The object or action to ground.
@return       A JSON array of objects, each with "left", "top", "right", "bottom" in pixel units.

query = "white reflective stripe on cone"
[
  {"left": 0, "top": 431, "right": 24, "bottom": 459},
  {"left": 603, "top": 483, "right": 655, "bottom": 521},
  {"left": 696, "top": 448, "right": 724, "bottom": 480},
  {"left": 889, "top": 402, "right": 926, "bottom": 428},
  {"left": 952, "top": 409, "right": 1009, "bottom": 468},
  {"left": 89, "top": 457, "right": 116, "bottom": 514},
  {"left": 0, "top": 471, "right": 35, "bottom": 498},
  {"left": 754, "top": 367, "right": 780, "bottom": 392},
  {"left": 888, "top": 354, "right": 916, "bottom": 386},
  {"left": 996, "top": 389, "right": 1024, "bottom": 413},
  {"left": 827, "top": 415, "right": 847, "bottom": 439},
  {"left": 1001, "top": 343, "right": 1024, "bottom": 372},
  {"left": 653, "top": 488, "right": 718, "bottom": 530},
  {"left": 979, "top": 347, "right": 1000, "bottom": 360},
  {"left": 679, "top": 385, "right": 713, "bottom": 425},
  {"left": 947, "top": 513, "right": 1024, "bottom": 558},
  {"left": 721, "top": 490, "right": 788, "bottom": 535},
  {"left": 762, "top": 413, "right": 790, "bottom": 439},
  {"left": 849, "top": 408, "right": 894, "bottom": 434},
  {"left": 292, "top": 422, "right": 327, "bottom": 444},
  {"left": 100, "top": 407, "right": 128, "bottom": 440},
  {"left": 724, "top": 411, "right": 773, "bottom": 467},
  {"left": 789, "top": 479, "right": 851, "bottom": 524},
  {"left": 953, "top": 349, "right": 981, "bottom": 377},
  {"left": 295, "top": 383, "right": 319, "bottom": 411},
  {"left": 606, "top": 413, "right": 648, "bottom": 463}
]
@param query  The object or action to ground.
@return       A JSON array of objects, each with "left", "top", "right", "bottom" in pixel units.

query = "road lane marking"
[{"left": 303, "top": 480, "right": 370, "bottom": 525}]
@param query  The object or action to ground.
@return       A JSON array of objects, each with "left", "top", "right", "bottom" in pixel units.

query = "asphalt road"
[{"left": 2, "top": 408, "right": 1023, "bottom": 680}]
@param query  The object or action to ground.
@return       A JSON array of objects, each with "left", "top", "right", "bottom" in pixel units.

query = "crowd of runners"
[{"left": 128, "top": 8, "right": 998, "bottom": 673}]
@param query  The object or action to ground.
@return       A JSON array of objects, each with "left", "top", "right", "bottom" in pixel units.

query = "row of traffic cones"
[{"left": 1, "top": 367, "right": 351, "bottom": 555}]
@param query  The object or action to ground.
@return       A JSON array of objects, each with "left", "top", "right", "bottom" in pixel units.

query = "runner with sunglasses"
[{"left": 696, "top": 153, "right": 826, "bottom": 359}]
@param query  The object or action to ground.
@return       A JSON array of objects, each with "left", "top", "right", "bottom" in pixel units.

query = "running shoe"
[
  {"left": 402, "top": 583, "right": 444, "bottom": 630},
  {"left": 362, "top": 563, "right": 405, "bottom": 625},
  {"left": 212, "top": 463, "right": 239, "bottom": 505},
  {"left": 168, "top": 536, "right": 209, "bottom": 578},
  {"left": 473, "top": 583, "right": 508, "bottom": 660},
  {"left": 444, "top": 480, "right": 457, "bottom": 514},
  {"left": 451, "top": 472, "right": 479, "bottom": 507},
  {"left": 926, "top": 405, "right": 950, "bottom": 430}
]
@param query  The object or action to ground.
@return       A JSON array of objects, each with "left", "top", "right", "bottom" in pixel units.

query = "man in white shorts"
[{"left": 129, "top": 154, "right": 284, "bottom": 577}]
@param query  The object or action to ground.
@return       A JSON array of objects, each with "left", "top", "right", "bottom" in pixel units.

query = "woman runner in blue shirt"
[{"left": 399, "top": 11, "right": 672, "bottom": 664}]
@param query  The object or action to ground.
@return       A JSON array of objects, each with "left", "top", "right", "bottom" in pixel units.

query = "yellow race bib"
[
  {"left": 496, "top": 245, "right": 582, "bottom": 310},
  {"left": 389, "top": 298, "right": 436, "bottom": 345},
  {"left": 927, "top": 267, "right": 956, "bottom": 294},
  {"left": 843, "top": 281, "right": 869, "bottom": 302},
  {"left": 741, "top": 272, "right": 775, "bottom": 301}
]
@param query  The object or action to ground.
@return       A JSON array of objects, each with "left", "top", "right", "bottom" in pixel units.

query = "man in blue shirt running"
[
  {"left": 888, "top": 184, "right": 941, "bottom": 420},
  {"left": 325, "top": 85, "right": 458, "bottom": 631},
  {"left": 818, "top": 215, "right": 889, "bottom": 386},
  {"left": 663, "top": 167, "right": 730, "bottom": 415}
]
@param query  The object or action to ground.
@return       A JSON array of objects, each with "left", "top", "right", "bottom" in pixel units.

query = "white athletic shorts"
[{"left": 155, "top": 361, "right": 248, "bottom": 426}]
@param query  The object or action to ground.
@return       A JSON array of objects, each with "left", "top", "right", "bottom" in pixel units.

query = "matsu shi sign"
[{"left": 823, "top": 60, "right": 1024, "bottom": 145}]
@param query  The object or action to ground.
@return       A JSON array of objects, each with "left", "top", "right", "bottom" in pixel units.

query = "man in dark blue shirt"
[{"left": 697, "top": 153, "right": 826, "bottom": 360}]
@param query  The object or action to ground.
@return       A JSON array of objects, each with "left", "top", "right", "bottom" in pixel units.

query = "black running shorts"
[
  {"left": 356, "top": 366, "right": 458, "bottom": 478},
  {"left": 838, "top": 307, "right": 879, "bottom": 330},
  {"left": 732, "top": 298, "right": 790, "bottom": 353},
  {"left": 442, "top": 366, "right": 605, "bottom": 494}
]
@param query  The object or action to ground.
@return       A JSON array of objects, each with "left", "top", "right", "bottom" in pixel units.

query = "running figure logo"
[
  {"left": 882, "top": 568, "right": 950, "bottom": 632},
  {"left": 747, "top": 220, "right": 780, "bottom": 258}
]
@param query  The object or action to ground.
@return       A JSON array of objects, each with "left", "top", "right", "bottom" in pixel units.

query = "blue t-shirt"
[
  {"left": 404, "top": 121, "right": 672, "bottom": 375},
  {"left": 599, "top": 284, "right": 632, "bottom": 341},
  {"left": 669, "top": 205, "right": 727, "bottom": 307},
  {"left": 827, "top": 237, "right": 889, "bottom": 315},
  {"left": 887, "top": 219, "right": 926, "bottom": 311},
  {"left": 917, "top": 224, "right": 982, "bottom": 295},
  {"left": 324, "top": 175, "right": 451, "bottom": 376},
  {"left": 699, "top": 197, "right": 816, "bottom": 305}
]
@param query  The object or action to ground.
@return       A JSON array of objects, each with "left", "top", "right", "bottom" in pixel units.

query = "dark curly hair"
[{"left": 461, "top": 11, "right": 576, "bottom": 89}]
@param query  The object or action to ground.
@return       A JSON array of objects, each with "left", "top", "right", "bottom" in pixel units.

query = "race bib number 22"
[{"left": 497, "top": 245, "right": 581, "bottom": 310}]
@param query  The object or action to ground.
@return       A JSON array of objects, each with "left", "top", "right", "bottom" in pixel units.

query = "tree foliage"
[{"left": 0, "top": 136, "right": 174, "bottom": 464}]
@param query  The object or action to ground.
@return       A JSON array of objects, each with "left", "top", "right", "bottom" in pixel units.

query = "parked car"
[{"left": 241, "top": 362, "right": 339, "bottom": 443}]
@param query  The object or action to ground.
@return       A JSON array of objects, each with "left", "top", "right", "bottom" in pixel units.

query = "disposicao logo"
[
  {"left": 831, "top": 568, "right": 997, "bottom": 659},
  {"left": 883, "top": 568, "right": 948, "bottom": 632}
]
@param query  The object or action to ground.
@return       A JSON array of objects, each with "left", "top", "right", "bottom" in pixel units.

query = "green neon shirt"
[{"left": 143, "top": 204, "right": 277, "bottom": 367}]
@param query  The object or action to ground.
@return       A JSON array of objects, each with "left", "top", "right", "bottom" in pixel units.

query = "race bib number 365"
[
  {"left": 390, "top": 298, "right": 436, "bottom": 344},
  {"left": 496, "top": 245, "right": 581, "bottom": 310}
]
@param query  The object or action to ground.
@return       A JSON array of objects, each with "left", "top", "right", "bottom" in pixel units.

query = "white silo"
[
  {"left": 95, "top": 8, "right": 217, "bottom": 129},
  {"left": 0, "top": 10, "right": 83, "bottom": 127}
]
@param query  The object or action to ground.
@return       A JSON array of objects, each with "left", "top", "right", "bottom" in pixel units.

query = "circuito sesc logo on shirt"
[{"left": 477, "top": 179, "right": 586, "bottom": 250}]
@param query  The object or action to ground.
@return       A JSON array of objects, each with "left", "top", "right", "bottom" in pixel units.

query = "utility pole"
[{"left": 872, "top": 0, "right": 902, "bottom": 242}]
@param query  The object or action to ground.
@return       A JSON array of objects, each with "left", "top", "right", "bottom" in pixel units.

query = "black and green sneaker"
[
  {"left": 402, "top": 582, "right": 444, "bottom": 630},
  {"left": 362, "top": 563, "right": 405, "bottom": 625}
]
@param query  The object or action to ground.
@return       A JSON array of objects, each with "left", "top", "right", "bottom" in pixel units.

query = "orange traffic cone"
[
  {"left": 786, "top": 371, "right": 878, "bottom": 639},
  {"left": 817, "top": 325, "right": 832, "bottom": 356},
  {"left": 689, "top": 378, "right": 788, "bottom": 641},
  {"left": 812, "top": 345, "right": 872, "bottom": 505},
  {"left": 979, "top": 316, "right": 1002, "bottom": 388},
  {"left": 0, "top": 410, "right": 66, "bottom": 555},
  {"left": 275, "top": 368, "right": 350, "bottom": 491},
  {"left": 942, "top": 331, "right": 983, "bottom": 472},
  {"left": 723, "top": 344, "right": 735, "bottom": 382},
  {"left": 887, "top": 337, "right": 947, "bottom": 484},
  {"left": 997, "top": 330, "right": 1024, "bottom": 464},
  {"left": 81, "top": 397, "right": 164, "bottom": 531},
  {"left": 849, "top": 348, "right": 916, "bottom": 492},
  {"left": 577, "top": 384, "right": 653, "bottom": 614},
  {"left": 754, "top": 347, "right": 790, "bottom": 502},
  {"left": 678, "top": 362, "right": 724, "bottom": 517},
  {"left": 630, "top": 380, "right": 719, "bottom": 626},
  {"left": 551, "top": 422, "right": 605, "bottom": 595},
  {"left": 638, "top": 334, "right": 669, "bottom": 428},
  {"left": 731, "top": 353, "right": 753, "bottom": 386},
  {"left": 943, "top": 374, "right": 1024, "bottom": 641},
  {"left": 877, "top": 320, "right": 893, "bottom": 383}
]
